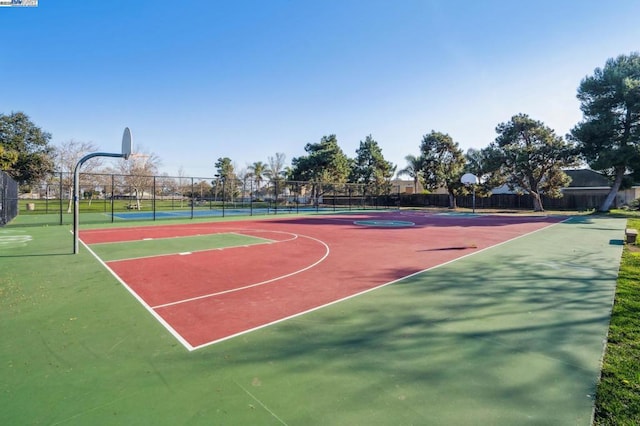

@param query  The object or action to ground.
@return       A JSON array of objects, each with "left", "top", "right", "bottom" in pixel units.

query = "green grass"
[
  {"left": 19, "top": 198, "right": 277, "bottom": 215},
  {"left": 593, "top": 214, "right": 640, "bottom": 425},
  {"left": 20, "top": 198, "right": 214, "bottom": 214}
]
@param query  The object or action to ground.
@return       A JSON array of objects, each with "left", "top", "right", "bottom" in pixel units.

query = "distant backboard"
[
  {"left": 122, "top": 127, "right": 132, "bottom": 160},
  {"left": 461, "top": 173, "right": 479, "bottom": 185}
]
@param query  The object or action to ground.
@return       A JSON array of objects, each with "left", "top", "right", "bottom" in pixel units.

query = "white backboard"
[
  {"left": 461, "top": 173, "right": 479, "bottom": 185},
  {"left": 122, "top": 127, "right": 132, "bottom": 160}
]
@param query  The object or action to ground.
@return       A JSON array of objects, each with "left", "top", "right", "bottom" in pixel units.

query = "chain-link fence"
[
  {"left": 12, "top": 171, "right": 612, "bottom": 226},
  {"left": 14, "top": 172, "right": 400, "bottom": 225},
  {"left": 1, "top": 171, "right": 19, "bottom": 226}
]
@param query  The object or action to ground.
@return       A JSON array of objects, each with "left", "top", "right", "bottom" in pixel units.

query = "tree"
[
  {"left": 0, "top": 145, "right": 18, "bottom": 171},
  {"left": 266, "top": 152, "right": 288, "bottom": 201},
  {"left": 488, "top": 114, "right": 577, "bottom": 212},
  {"left": 235, "top": 167, "right": 250, "bottom": 203},
  {"left": 115, "top": 149, "right": 161, "bottom": 210},
  {"left": 464, "top": 147, "right": 504, "bottom": 197},
  {"left": 157, "top": 173, "right": 177, "bottom": 198},
  {"left": 397, "top": 154, "right": 422, "bottom": 194},
  {"left": 53, "top": 139, "right": 102, "bottom": 212},
  {"left": 351, "top": 135, "right": 396, "bottom": 194},
  {"left": 215, "top": 157, "right": 235, "bottom": 180},
  {"left": 0, "top": 111, "right": 54, "bottom": 185},
  {"left": 290, "top": 135, "right": 351, "bottom": 182},
  {"left": 570, "top": 52, "right": 640, "bottom": 211},
  {"left": 247, "top": 161, "right": 267, "bottom": 197},
  {"left": 419, "top": 131, "right": 466, "bottom": 209},
  {"left": 290, "top": 135, "right": 351, "bottom": 203},
  {"left": 176, "top": 166, "right": 189, "bottom": 207},
  {"left": 265, "top": 153, "right": 287, "bottom": 180},
  {"left": 195, "top": 179, "right": 212, "bottom": 200},
  {"left": 214, "top": 157, "right": 236, "bottom": 201}
]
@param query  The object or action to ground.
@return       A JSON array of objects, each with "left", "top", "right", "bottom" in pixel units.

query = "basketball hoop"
[
  {"left": 460, "top": 173, "right": 479, "bottom": 213},
  {"left": 461, "top": 173, "right": 479, "bottom": 185},
  {"left": 73, "top": 127, "right": 133, "bottom": 254}
]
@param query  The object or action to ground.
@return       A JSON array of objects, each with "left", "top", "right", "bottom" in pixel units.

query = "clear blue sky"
[{"left": 2, "top": 0, "right": 640, "bottom": 178}]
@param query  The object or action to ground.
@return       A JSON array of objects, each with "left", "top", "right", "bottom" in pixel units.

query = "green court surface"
[
  {"left": 88, "top": 232, "right": 272, "bottom": 262},
  {"left": 0, "top": 215, "right": 625, "bottom": 425}
]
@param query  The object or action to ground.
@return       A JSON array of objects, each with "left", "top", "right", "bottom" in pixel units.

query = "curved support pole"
[{"left": 73, "top": 152, "right": 126, "bottom": 254}]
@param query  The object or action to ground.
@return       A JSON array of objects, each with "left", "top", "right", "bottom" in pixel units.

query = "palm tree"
[
  {"left": 396, "top": 154, "right": 422, "bottom": 194},
  {"left": 247, "top": 161, "right": 267, "bottom": 198}
]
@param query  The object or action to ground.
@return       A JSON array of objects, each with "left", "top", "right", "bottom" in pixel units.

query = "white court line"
[
  {"left": 235, "top": 381, "right": 288, "bottom": 425},
  {"left": 103, "top": 239, "right": 282, "bottom": 263},
  {"left": 89, "top": 230, "right": 275, "bottom": 246},
  {"left": 94, "top": 230, "right": 296, "bottom": 263},
  {"left": 77, "top": 231, "right": 195, "bottom": 351},
  {"left": 152, "top": 232, "right": 329, "bottom": 309}
]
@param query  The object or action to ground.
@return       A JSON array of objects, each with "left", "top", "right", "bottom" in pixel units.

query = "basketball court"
[
  {"left": 1, "top": 210, "right": 624, "bottom": 424},
  {"left": 79, "top": 211, "right": 569, "bottom": 350}
]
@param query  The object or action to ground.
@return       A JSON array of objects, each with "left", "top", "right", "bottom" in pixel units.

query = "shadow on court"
[
  {"left": 200, "top": 215, "right": 624, "bottom": 425},
  {"left": 0, "top": 214, "right": 626, "bottom": 425}
]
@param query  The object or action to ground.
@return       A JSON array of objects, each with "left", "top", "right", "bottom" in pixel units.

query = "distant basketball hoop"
[
  {"left": 461, "top": 173, "right": 479, "bottom": 185},
  {"left": 461, "top": 173, "right": 479, "bottom": 213}
]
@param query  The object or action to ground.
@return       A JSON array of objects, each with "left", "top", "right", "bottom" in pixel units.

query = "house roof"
[{"left": 565, "top": 169, "right": 610, "bottom": 188}]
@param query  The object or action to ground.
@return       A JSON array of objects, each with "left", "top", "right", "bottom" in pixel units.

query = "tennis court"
[
  {"left": 110, "top": 206, "right": 325, "bottom": 220},
  {"left": 1, "top": 210, "right": 625, "bottom": 424}
]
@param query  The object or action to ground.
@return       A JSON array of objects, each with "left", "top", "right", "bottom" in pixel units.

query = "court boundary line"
[
  {"left": 235, "top": 380, "right": 288, "bottom": 425},
  {"left": 76, "top": 231, "right": 195, "bottom": 351}
]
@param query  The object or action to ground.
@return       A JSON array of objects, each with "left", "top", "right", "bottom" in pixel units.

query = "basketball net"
[{"left": 127, "top": 153, "right": 150, "bottom": 160}]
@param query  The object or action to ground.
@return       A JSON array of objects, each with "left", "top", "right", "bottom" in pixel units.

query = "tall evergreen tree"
[
  {"left": 351, "top": 135, "right": 395, "bottom": 194},
  {"left": 419, "top": 131, "right": 466, "bottom": 209},
  {"left": 571, "top": 52, "right": 640, "bottom": 211},
  {"left": 214, "top": 157, "right": 236, "bottom": 201},
  {"left": 290, "top": 135, "right": 350, "bottom": 183},
  {"left": 290, "top": 135, "right": 351, "bottom": 202}
]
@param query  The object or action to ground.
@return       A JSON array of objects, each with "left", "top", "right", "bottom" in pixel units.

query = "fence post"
[
  {"left": 111, "top": 174, "right": 115, "bottom": 223},
  {"left": 274, "top": 180, "right": 278, "bottom": 215},
  {"left": 153, "top": 176, "right": 157, "bottom": 221},
  {"left": 222, "top": 177, "right": 226, "bottom": 217},
  {"left": 59, "top": 171, "right": 63, "bottom": 225}
]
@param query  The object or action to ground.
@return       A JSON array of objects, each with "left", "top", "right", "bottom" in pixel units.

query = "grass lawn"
[
  {"left": 593, "top": 212, "right": 640, "bottom": 425},
  {"left": 18, "top": 198, "right": 281, "bottom": 215}
]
